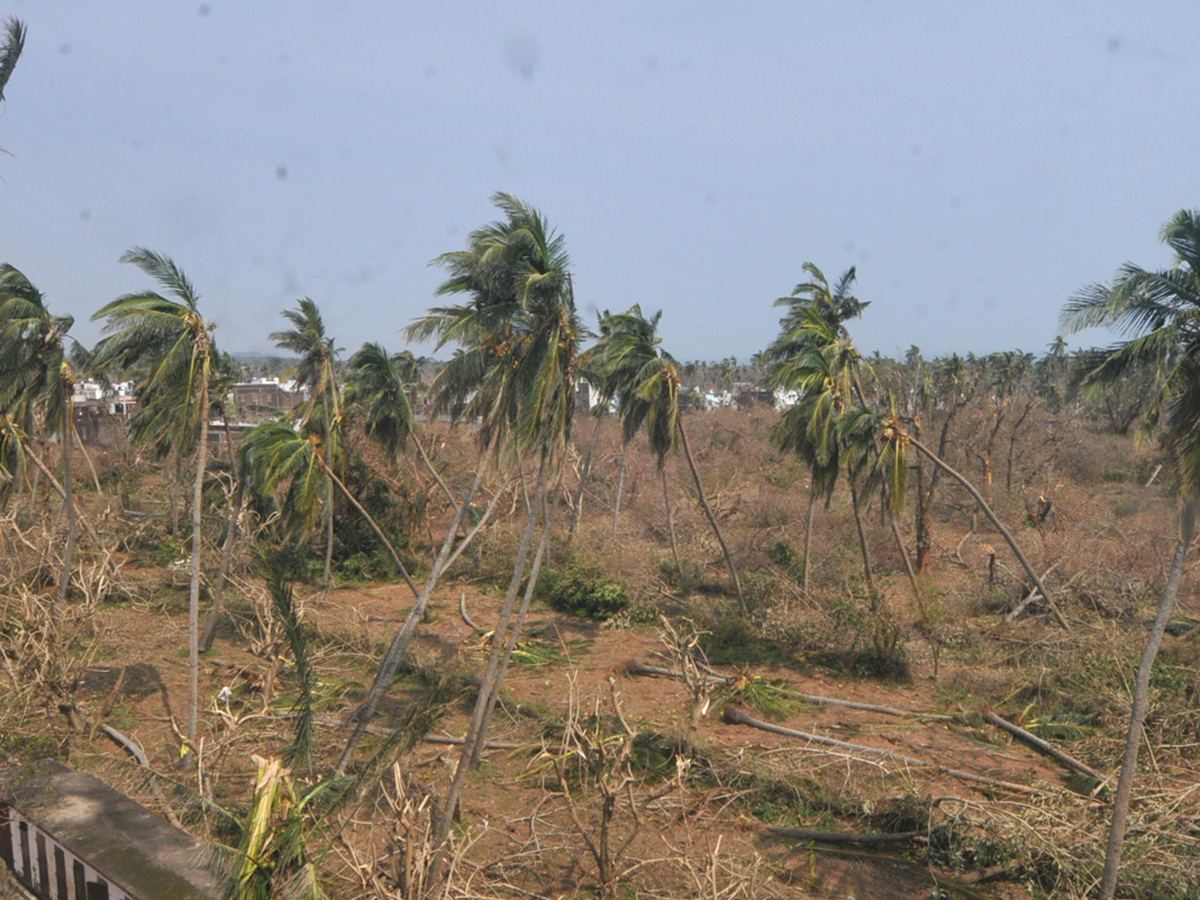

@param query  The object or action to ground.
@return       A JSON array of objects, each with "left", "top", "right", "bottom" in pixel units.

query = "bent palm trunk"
[
  {"left": 335, "top": 437, "right": 499, "bottom": 776},
  {"left": 57, "top": 416, "right": 76, "bottom": 611},
  {"left": 662, "top": 467, "right": 681, "bottom": 578},
  {"left": 612, "top": 442, "right": 628, "bottom": 534},
  {"left": 677, "top": 420, "right": 746, "bottom": 615},
  {"left": 199, "top": 478, "right": 244, "bottom": 653},
  {"left": 472, "top": 497, "right": 553, "bottom": 765},
  {"left": 432, "top": 458, "right": 550, "bottom": 860},
  {"left": 907, "top": 434, "right": 1068, "bottom": 631},
  {"left": 802, "top": 482, "right": 816, "bottom": 593},
  {"left": 186, "top": 379, "right": 210, "bottom": 758},
  {"left": 568, "top": 414, "right": 602, "bottom": 544},
  {"left": 1099, "top": 500, "right": 1195, "bottom": 899},
  {"left": 848, "top": 471, "right": 875, "bottom": 597}
]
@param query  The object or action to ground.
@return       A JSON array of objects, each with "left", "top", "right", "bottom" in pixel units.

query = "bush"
[
  {"left": 539, "top": 565, "right": 631, "bottom": 620},
  {"left": 766, "top": 540, "right": 804, "bottom": 582}
]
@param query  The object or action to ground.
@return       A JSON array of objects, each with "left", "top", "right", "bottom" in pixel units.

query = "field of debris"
[{"left": 2, "top": 399, "right": 1198, "bottom": 900}]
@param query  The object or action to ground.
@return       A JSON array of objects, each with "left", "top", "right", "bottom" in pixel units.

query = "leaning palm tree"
[
  {"left": 1062, "top": 208, "right": 1200, "bottom": 900},
  {"left": 0, "top": 264, "right": 81, "bottom": 607},
  {"left": 338, "top": 193, "right": 581, "bottom": 782},
  {"left": 271, "top": 298, "right": 342, "bottom": 586},
  {"left": 765, "top": 306, "right": 862, "bottom": 592},
  {"left": 762, "top": 264, "right": 872, "bottom": 594},
  {"left": 418, "top": 194, "right": 582, "bottom": 870},
  {"left": 93, "top": 248, "right": 216, "bottom": 759},
  {"left": 592, "top": 304, "right": 747, "bottom": 614}
]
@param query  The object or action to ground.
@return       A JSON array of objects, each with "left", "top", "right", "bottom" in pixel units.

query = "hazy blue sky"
[{"left": 3, "top": 2, "right": 1198, "bottom": 362}]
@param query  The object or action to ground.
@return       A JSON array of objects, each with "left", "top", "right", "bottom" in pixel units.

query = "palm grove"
[{"left": 4, "top": 30, "right": 1200, "bottom": 899}]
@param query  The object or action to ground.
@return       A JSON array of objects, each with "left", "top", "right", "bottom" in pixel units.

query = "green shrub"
[
  {"left": 766, "top": 540, "right": 804, "bottom": 582},
  {"left": 539, "top": 565, "right": 631, "bottom": 620}
]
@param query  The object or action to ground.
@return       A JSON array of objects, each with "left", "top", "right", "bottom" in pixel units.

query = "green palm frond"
[
  {"left": 590, "top": 305, "right": 682, "bottom": 466},
  {"left": 0, "top": 17, "right": 25, "bottom": 104},
  {"left": 240, "top": 420, "right": 326, "bottom": 535},
  {"left": 271, "top": 298, "right": 341, "bottom": 428},
  {"left": 0, "top": 414, "right": 28, "bottom": 506},
  {"left": 413, "top": 192, "right": 580, "bottom": 462},
  {"left": 344, "top": 342, "right": 417, "bottom": 460},
  {"left": 0, "top": 264, "right": 77, "bottom": 438},
  {"left": 1063, "top": 209, "right": 1200, "bottom": 490},
  {"left": 92, "top": 250, "right": 217, "bottom": 453}
]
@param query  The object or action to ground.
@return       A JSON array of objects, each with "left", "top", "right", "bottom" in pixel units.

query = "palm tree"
[
  {"left": 0, "top": 264, "right": 82, "bottom": 607},
  {"left": 271, "top": 298, "right": 342, "bottom": 587},
  {"left": 1062, "top": 208, "right": 1200, "bottom": 899},
  {"left": 338, "top": 193, "right": 581, "bottom": 781},
  {"left": 417, "top": 194, "right": 582, "bottom": 868},
  {"left": 592, "top": 305, "right": 747, "bottom": 614},
  {"left": 763, "top": 269, "right": 875, "bottom": 595},
  {"left": 93, "top": 248, "right": 217, "bottom": 759},
  {"left": 565, "top": 342, "right": 616, "bottom": 546}
]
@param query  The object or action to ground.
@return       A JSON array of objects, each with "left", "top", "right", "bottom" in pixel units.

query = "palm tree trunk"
[
  {"left": 472, "top": 493, "right": 553, "bottom": 766},
  {"left": 321, "top": 408, "right": 335, "bottom": 588},
  {"left": 335, "top": 436, "right": 499, "bottom": 776},
  {"left": 848, "top": 471, "right": 876, "bottom": 597},
  {"left": 199, "top": 478, "right": 244, "bottom": 653},
  {"left": 677, "top": 419, "right": 746, "bottom": 615},
  {"left": 170, "top": 449, "right": 182, "bottom": 538},
  {"left": 915, "top": 409, "right": 955, "bottom": 575},
  {"left": 802, "top": 482, "right": 816, "bottom": 593},
  {"left": 71, "top": 421, "right": 103, "bottom": 495},
  {"left": 889, "top": 511, "right": 921, "bottom": 605},
  {"left": 57, "top": 402, "right": 76, "bottom": 611},
  {"left": 433, "top": 457, "right": 549, "bottom": 860},
  {"left": 323, "top": 462, "right": 420, "bottom": 598},
  {"left": 438, "top": 464, "right": 518, "bottom": 574},
  {"left": 24, "top": 446, "right": 106, "bottom": 558},
  {"left": 915, "top": 457, "right": 932, "bottom": 575},
  {"left": 907, "top": 434, "right": 1069, "bottom": 631},
  {"left": 567, "top": 414, "right": 603, "bottom": 545},
  {"left": 612, "top": 442, "right": 628, "bottom": 534},
  {"left": 1099, "top": 500, "right": 1195, "bottom": 899},
  {"left": 415, "top": 432, "right": 457, "bottom": 507},
  {"left": 662, "top": 467, "right": 681, "bottom": 577},
  {"left": 186, "top": 378, "right": 210, "bottom": 760}
]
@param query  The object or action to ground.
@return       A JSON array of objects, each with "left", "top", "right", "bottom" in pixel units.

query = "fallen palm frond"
[{"left": 714, "top": 670, "right": 805, "bottom": 721}]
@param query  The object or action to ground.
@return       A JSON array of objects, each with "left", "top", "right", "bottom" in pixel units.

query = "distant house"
[
  {"left": 1, "top": 760, "right": 220, "bottom": 900},
  {"left": 700, "top": 390, "right": 734, "bottom": 411},
  {"left": 231, "top": 378, "right": 307, "bottom": 421},
  {"left": 72, "top": 381, "right": 135, "bottom": 446}
]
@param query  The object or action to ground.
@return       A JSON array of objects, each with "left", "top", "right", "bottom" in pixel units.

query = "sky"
[{"left": 3, "top": 1, "right": 1199, "bottom": 363}]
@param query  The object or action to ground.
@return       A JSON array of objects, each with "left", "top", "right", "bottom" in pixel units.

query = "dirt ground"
[{"left": 6, "top": 408, "right": 1200, "bottom": 898}]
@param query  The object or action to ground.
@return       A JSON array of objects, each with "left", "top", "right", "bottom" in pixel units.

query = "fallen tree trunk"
[
  {"left": 983, "top": 710, "right": 1109, "bottom": 784},
  {"left": 631, "top": 661, "right": 933, "bottom": 718},
  {"left": 723, "top": 705, "right": 1038, "bottom": 795},
  {"left": 766, "top": 826, "right": 924, "bottom": 845},
  {"left": 279, "top": 712, "right": 524, "bottom": 751}
]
